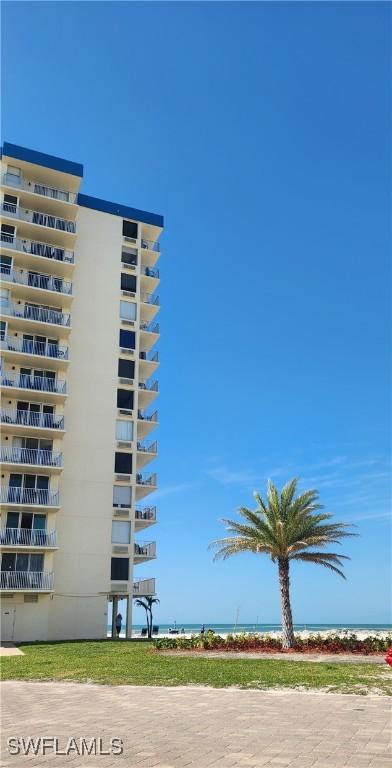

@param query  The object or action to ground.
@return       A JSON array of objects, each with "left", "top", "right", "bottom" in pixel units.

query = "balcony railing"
[
  {"left": 140, "top": 321, "right": 160, "bottom": 334},
  {"left": 1, "top": 302, "right": 71, "bottom": 327},
  {"left": 0, "top": 446, "right": 62, "bottom": 467},
  {"left": 141, "top": 266, "right": 160, "bottom": 279},
  {"left": 141, "top": 238, "right": 160, "bottom": 253},
  {"left": 1, "top": 408, "right": 64, "bottom": 431},
  {"left": 0, "top": 570, "right": 54, "bottom": 590},
  {"left": 1, "top": 203, "right": 76, "bottom": 233},
  {"left": 136, "top": 473, "right": 157, "bottom": 487},
  {"left": 0, "top": 528, "right": 57, "bottom": 547},
  {"left": 1, "top": 335, "right": 69, "bottom": 360},
  {"left": 1, "top": 372, "right": 67, "bottom": 395},
  {"left": 135, "top": 507, "right": 157, "bottom": 522},
  {"left": 134, "top": 541, "right": 156, "bottom": 558},
  {"left": 139, "top": 350, "right": 159, "bottom": 363},
  {"left": 3, "top": 173, "right": 77, "bottom": 204},
  {"left": 0, "top": 266, "right": 73, "bottom": 296},
  {"left": 133, "top": 577, "right": 156, "bottom": 596},
  {"left": 140, "top": 293, "right": 159, "bottom": 306},
  {"left": 0, "top": 486, "right": 59, "bottom": 506},
  {"left": 137, "top": 409, "right": 158, "bottom": 423},
  {"left": 139, "top": 379, "right": 159, "bottom": 393},
  {"left": 0, "top": 233, "right": 74, "bottom": 263},
  {"left": 137, "top": 441, "right": 158, "bottom": 454}
]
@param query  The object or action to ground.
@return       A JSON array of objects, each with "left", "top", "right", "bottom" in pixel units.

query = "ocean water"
[{"left": 108, "top": 622, "right": 392, "bottom": 636}]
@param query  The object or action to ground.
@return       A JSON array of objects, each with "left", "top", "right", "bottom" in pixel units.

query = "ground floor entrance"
[
  {"left": 1, "top": 604, "right": 16, "bottom": 641},
  {"left": 107, "top": 595, "right": 131, "bottom": 638}
]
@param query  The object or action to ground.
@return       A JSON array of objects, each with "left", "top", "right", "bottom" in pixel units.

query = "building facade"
[{"left": 0, "top": 143, "right": 162, "bottom": 641}]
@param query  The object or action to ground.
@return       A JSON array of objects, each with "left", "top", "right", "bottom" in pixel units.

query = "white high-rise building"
[{"left": 0, "top": 143, "right": 162, "bottom": 641}]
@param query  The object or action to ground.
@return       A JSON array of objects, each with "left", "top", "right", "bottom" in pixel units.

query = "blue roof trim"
[
  {"left": 1, "top": 142, "right": 83, "bottom": 178},
  {"left": 77, "top": 193, "right": 164, "bottom": 228}
]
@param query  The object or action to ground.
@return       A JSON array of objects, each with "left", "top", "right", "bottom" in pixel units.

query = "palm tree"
[
  {"left": 210, "top": 478, "right": 356, "bottom": 649},
  {"left": 134, "top": 596, "right": 160, "bottom": 639}
]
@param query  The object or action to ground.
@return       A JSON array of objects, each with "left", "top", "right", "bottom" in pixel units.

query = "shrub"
[{"left": 154, "top": 632, "right": 392, "bottom": 654}]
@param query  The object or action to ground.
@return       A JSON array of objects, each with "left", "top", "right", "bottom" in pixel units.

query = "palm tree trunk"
[
  {"left": 147, "top": 609, "right": 152, "bottom": 639},
  {"left": 278, "top": 558, "right": 295, "bottom": 649},
  {"left": 144, "top": 607, "right": 150, "bottom": 638}
]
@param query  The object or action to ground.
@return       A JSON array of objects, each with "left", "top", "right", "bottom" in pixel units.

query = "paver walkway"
[
  {"left": 1, "top": 682, "right": 391, "bottom": 767},
  {"left": 0, "top": 643, "right": 24, "bottom": 657}
]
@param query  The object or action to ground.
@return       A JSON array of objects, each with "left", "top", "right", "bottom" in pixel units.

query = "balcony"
[
  {"left": 140, "top": 267, "right": 159, "bottom": 295},
  {"left": 139, "top": 350, "right": 159, "bottom": 379},
  {"left": 1, "top": 336, "right": 69, "bottom": 366},
  {"left": 140, "top": 321, "right": 159, "bottom": 335},
  {"left": 133, "top": 577, "right": 156, "bottom": 597},
  {"left": 3, "top": 172, "right": 77, "bottom": 204},
  {"left": 138, "top": 379, "right": 159, "bottom": 408},
  {"left": 1, "top": 302, "right": 71, "bottom": 331},
  {"left": 139, "top": 350, "right": 159, "bottom": 363},
  {"left": 140, "top": 321, "right": 159, "bottom": 352},
  {"left": 140, "top": 322, "right": 159, "bottom": 333},
  {"left": 1, "top": 372, "right": 67, "bottom": 401},
  {"left": 0, "top": 570, "right": 54, "bottom": 592},
  {"left": 1, "top": 266, "right": 73, "bottom": 305},
  {"left": 140, "top": 292, "right": 160, "bottom": 322},
  {"left": 1, "top": 408, "right": 64, "bottom": 434},
  {"left": 141, "top": 238, "right": 160, "bottom": 253},
  {"left": 135, "top": 507, "right": 157, "bottom": 530},
  {"left": 137, "top": 409, "right": 159, "bottom": 439},
  {"left": 1, "top": 233, "right": 74, "bottom": 275},
  {"left": 136, "top": 472, "right": 157, "bottom": 500},
  {"left": 1, "top": 202, "right": 76, "bottom": 239},
  {"left": 134, "top": 541, "right": 156, "bottom": 562},
  {"left": 141, "top": 266, "right": 160, "bottom": 279},
  {"left": 0, "top": 446, "right": 63, "bottom": 471},
  {"left": 136, "top": 440, "right": 157, "bottom": 469},
  {"left": 137, "top": 440, "right": 157, "bottom": 454},
  {"left": 0, "top": 528, "right": 57, "bottom": 549},
  {"left": 0, "top": 486, "right": 60, "bottom": 509}
]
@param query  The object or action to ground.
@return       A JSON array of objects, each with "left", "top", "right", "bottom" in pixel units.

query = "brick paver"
[{"left": 1, "top": 682, "right": 391, "bottom": 767}]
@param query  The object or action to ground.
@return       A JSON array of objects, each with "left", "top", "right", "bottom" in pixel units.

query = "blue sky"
[{"left": 2, "top": 2, "right": 390, "bottom": 626}]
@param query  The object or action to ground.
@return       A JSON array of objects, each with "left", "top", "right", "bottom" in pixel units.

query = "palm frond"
[
  {"left": 209, "top": 479, "right": 356, "bottom": 570},
  {"left": 291, "top": 551, "right": 350, "bottom": 578},
  {"left": 210, "top": 535, "right": 273, "bottom": 561}
]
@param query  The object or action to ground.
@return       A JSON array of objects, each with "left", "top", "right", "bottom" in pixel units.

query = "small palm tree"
[
  {"left": 210, "top": 478, "right": 356, "bottom": 649},
  {"left": 134, "top": 596, "right": 160, "bottom": 639}
]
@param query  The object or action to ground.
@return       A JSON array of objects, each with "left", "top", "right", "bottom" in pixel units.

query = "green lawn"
[{"left": 1, "top": 641, "right": 391, "bottom": 694}]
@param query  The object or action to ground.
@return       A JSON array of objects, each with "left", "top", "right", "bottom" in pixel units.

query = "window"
[
  {"left": 113, "top": 485, "right": 132, "bottom": 508},
  {"left": 3, "top": 194, "right": 17, "bottom": 214},
  {"left": 118, "top": 359, "right": 135, "bottom": 379},
  {"left": 117, "top": 389, "right": 134, "bottom": 410},
  {"left": 119, "top": 329, "right": 135, "bottom": 350},
  {"left": 122, "top": 248, "right": 137, "bottom": 267},
  {"left": 121, "top": 273, "right": 137, "bottom": 293},
  {"left": 120, "top": 301, "right": 137, "bottom": 322},
  {"left": 111, "top": 521, "right": 131, "bottom": 544},
  {"left": 115, "top": 452, "right": 132, "bottom": 475},
  {"left": 7, "top": 166, "right": 21, "bottom": 185},
  {"left": 111, "top": 557, "right": 129, "bottom": 580},
  {"left": 1, "top": 224, "right": 15, "bottom": 236},
  {"left": 0, "top": 255, "right": 12, "bottom": 274},
  {"left": 1, "top": 552, "right": 44, "bottom": 572},
  {"left": 116, "top": 420, "right": 133, "bottom": 442},
  {"left": 122, "top": 220, "right": 138, "bottom": 240},
  {"left": 0, "top": 288, "right": 10, "bottom": 309},
  {"left": 0, "top": 321, "right": 6, "bottom": 341}
]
